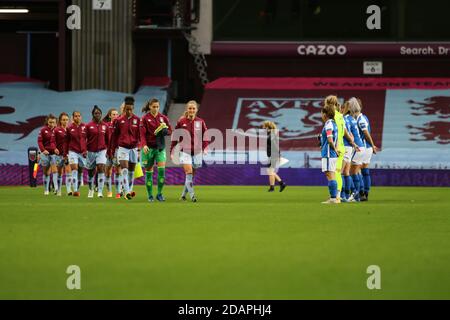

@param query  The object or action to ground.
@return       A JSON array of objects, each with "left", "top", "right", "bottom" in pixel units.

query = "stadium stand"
[{"left": 201, "top": 77, "right": 450, "bottom": 170}]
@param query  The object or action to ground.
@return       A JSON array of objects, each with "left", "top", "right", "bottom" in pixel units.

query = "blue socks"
[
  {"left": 128, "top": 171, "right": 134, "bottom": 191},
  {"left": 121, "top": 168, "right": 130, "bottom": 194},
  {"left": 52, "top": 173, "right": 59, "bottom": 191},
  {"left": 72, "top": 170, "right": 78, "bottom": 192},
  {"left": 362, "top": 168, "right": 371, "bottom": 193},
  {"left": 328, "top": 180, "right": 337, "bottom": 199},
  {"left": 358, "top": 174, "right": 364, "bottom": 192},
  {"left": 98, "top": 173, "right": 105, "bottom": 194},
  {"left": 351, "top": 174, "right": 360, "bottom": 195},
  {"left": 114, "top": 173, "right": 121, "bottom": 194},
  {"left": 185, "top": 174, "right": 195, "bottom": 197},
  {"left": 88, "top": 175, "right": 94, "bottom": 191},
  {"left": 44, "top": 175, "right": 50, "bottom": 192},
  {"left": 66, "top": 175, "right": 72, "bottom": 193},
  {"left": 106, "top": 175, "right": 112, "bottom": 193},
  {"left": 344, "top": 175, "right": 352, "bottom": 197}
]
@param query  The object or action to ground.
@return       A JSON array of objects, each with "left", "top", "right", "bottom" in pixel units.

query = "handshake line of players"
[
  {"left": 37, "top": 97, "right": 208, "bottom": 202},
  {"left": 318, "top": 96, "right": 379, "bottom": 204}
]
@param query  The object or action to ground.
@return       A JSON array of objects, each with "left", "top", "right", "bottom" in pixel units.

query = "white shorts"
[
  {"left": 179, "top": 152, "right": 203, "bottom": 169},
  {"left": 86, "top": 149, "right": 107, "bottom": 170},
  {"left": 351, "top": 147, "right": 365, "bottom": 166},
  {"left": 39, "top": 153, "right": 57, "bottom": 167},
  {"left": 117, "top": 146, "right": 138, "bottom": 164},
  {"left": 68, "top": 151, "right": 86, "bottom": 167},
  {"left": 322, "top": 157, "right": 337, "bottom": 173},
  {"left": 343, "top": 146, "right": 353, "bottom": 163},
  {"left": 362, "top": 147, "right": 373, "bottom": 165}
]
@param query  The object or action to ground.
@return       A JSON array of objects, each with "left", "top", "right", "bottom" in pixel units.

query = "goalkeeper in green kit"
[{"left": 140, "top": 99, "right": 173, "bottom": 202}]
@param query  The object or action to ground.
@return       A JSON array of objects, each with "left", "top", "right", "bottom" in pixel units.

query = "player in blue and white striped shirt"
[
  {"left": 340, "top": 101, "right": 362, "bottom": 202},
  {"left": 320, "top": 104, "right": 341, "bottom": 204},
  {"left": 352, "top": 98, "right": 379, "bottom": 201}
]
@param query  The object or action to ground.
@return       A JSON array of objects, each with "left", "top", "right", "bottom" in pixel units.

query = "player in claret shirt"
[
  {"left": 54, "top": 112, "right": 70, "bottom": 196},
  {"left": 65, "top": 111, "right": 87, "bottom": 197},
  {"left": 85, "top": 106, "right": 109, "bottom": 198},
  {"left": 170, "top": 100, "right": 208, "bottom": 202},
  {"left": 103, "top": 108, "right": 119, "bottom": 198},
  {"left": 110, "top": 97, "right": 141, "bottom": 200},
  {"left": 140, "top": 99, "right": 172, "bottom": 202},
  {"left": 37, "top": 114, "right": 60, "bottom": 196}
]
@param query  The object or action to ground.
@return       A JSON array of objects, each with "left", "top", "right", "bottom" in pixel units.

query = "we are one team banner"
[{"left": 201, "top": 77, "right": 450, "bottom": 170}]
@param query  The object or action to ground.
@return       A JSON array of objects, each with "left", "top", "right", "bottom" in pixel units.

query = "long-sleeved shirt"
[
  {"left": 170, "top": 116, "right": 208, "bottom": 155},
  {"left": 54, "top": 126, "right": 68, "bottom": 156},
  {"left": 140, "top": 112, "right": 172, "bottom": 149},
  {"left": 110, "top": 114, "right": 141, "bottom": 153},
  {"left": 37, "top": 126, "right": 57, "bottom": 154},
  {"left": 86, "top": 120, "right": 108, "bottom": 152},
  {"left": 65, "top": 123, "right": 87, "bottom": 154}
]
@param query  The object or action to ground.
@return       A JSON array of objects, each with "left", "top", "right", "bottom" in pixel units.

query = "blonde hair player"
[
  {"left": 319, "top": 104, "right": 341, "bottom": 204},
  {"left": 54, "top": 112, "right": 71, "bottom": 196},
  {"left": 324, "top": 95, "right": 345, "bottom": 202},
  {"left": 170, "top": 100, "right": 208, "bottom": 202}
]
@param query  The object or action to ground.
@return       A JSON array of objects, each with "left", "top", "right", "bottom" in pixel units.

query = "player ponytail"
[
  {"left": 142, "top": 98, "right": 159, "bottom": 113},
  {"left": 321, "top": 104, "right": 335, "bottom": 120},
  {"left": 356, "top": 98, "right": 364, "bottom": 111},
  {"left": 324, "top": 95, "right": 341, "bottom": 111},
  {"left": 341, "top": 101, "right": 351, "bottom": 115},
  {"left": 348, "top": 97, "right": 361, "bottom": 116},
  {"left": 103, "top": 108, "right": 117, "bottom": 122},
  {"left": 262, "top": 121, "right": 277, "bottom": 131}
]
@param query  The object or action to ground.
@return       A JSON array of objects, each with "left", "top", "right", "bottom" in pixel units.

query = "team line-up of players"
[
  {"left": 317, "top": 95, "right": 379, "bottom": 204},
  {"left": 37, "top": 95, "right": 377, "bottom": 203},
  {"left": 38, "top": 97, "right": 207, "bottom": 202}
]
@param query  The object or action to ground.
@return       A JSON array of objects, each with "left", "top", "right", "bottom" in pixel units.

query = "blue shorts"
[
  {"left": 179, "top": 152, "right": 203, "bottom": 169},
  {"left": 117, "top": 146, "right": 138, "bottom": 164},
  {"left": 68, "top": 151, "right": 86, "bottom": 167},
  {"left": 39, "top": 153, "right": 58, "bottom": 167},
  {"left": 86, "top": 150, "right": 107, "bottom": 170},
  {"left": 55, "top": 155, "right": 66, "bottom": 168},
  {"left": 107, "top": 149, "right": 120, "bottom": 167}
]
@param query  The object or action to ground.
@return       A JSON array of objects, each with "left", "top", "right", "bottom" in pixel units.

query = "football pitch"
[{"left": 0, "top": 185, "right": 449, "bottom": 300}]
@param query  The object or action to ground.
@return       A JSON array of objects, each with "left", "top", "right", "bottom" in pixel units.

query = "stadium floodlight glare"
[{"left": 0, "top": 9, "right": 29, "bottom": 13}]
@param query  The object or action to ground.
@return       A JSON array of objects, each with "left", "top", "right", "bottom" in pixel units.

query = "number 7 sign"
[{"left": 93, "top": 0, "right": 112, "bottom": 10}]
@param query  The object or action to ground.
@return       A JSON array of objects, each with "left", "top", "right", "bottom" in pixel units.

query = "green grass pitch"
[{"left": 0, "top": 185, "right": 449, "bottom": 299}]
